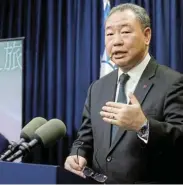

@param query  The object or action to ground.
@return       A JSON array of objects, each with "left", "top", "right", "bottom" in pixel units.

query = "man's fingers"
[
  {"left": 64, "top": 156, "right": 87, "bottom": 179},
  {"left": 65, "top": 156, "right": 82, "bottom": 171},
  {"left": 69, "top": 159, "right": 82, "bottom": 171},
  {"left": 106, "top": 101, "right": 125, "bottom": 108},
  {"left": 69, "top": 167, "right": 86, "bottom": 178},
  {"left": 79, "top": 157, "right": 87, "bottom": 168},
  {"left": 102, "top": 117, "right": 119, "bottom": 126},
  {"left": 73, "top": 155, "right": 79, "bottom": 164},
  {"left": 100, "top": 111, "right": 116, "bottom": 119},
  {"left": 65, "top": 163, "right": 85, "bottom": 178},
  {"left": 102, "top": 106, "right": 119, "bottom": 113}
]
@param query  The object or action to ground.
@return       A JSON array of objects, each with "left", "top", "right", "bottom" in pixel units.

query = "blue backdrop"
[{"left": 0, "top": 0, "right": 182, "bottom": 165}]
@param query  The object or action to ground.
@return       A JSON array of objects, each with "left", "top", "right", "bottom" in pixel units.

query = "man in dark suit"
[
  {"left": 0, "top": 133, "right": 9, "bottom": 154},
  {"left": 64, "top": 3, "right": 183, "bottom": 183}
]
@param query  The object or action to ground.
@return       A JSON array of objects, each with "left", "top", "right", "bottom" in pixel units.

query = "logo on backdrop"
[
  {"left": 0, "top": 41, "right": 22, "bottom": 71},
  {"left": 100, "top": 48, "right": 117, "bottom": 77}
]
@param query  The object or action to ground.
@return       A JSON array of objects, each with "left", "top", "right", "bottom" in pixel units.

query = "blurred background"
[{"left": 0, "top": 0, "right": 182, "bottom": 166}]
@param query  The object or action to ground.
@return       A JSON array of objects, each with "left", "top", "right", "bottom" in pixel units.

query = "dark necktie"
[{"left": 110, "top": 73, "right": 130, "bottom": 145}]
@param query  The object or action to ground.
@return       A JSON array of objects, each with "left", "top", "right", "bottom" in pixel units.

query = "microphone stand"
[{"left": 6, "top": 140, "right": 38, "bottom": 162}]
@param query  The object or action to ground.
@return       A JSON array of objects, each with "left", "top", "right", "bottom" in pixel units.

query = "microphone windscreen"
[
  {"left": 34, "top": 119, "right": 66, "bottom": 147},
  {"left": 20, "top": 117, "right": 47, "bottom": 140}
]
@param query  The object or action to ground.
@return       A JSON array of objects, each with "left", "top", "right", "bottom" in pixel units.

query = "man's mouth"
[{"left": 113, "top": 51, "right": 127, "bottom": 59}]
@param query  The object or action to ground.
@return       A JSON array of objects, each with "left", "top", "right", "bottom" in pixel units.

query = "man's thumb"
[
  {"left": 129, "top": 92, "right": 139, "bottom": 105},
  {"left": 79, "top": 157, "right": 87, "bottom": 168}
]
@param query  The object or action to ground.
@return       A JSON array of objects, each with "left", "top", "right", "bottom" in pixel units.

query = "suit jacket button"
[{"left": 106, "top": 156, "right": 112, "bottom": 162}]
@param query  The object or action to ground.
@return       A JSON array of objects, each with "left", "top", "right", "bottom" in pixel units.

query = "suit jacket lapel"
[
  {"left": 101, "top": 70, "right": 118, "bottom": 152},
  {"left": 106, "top": 58, "right": 158, "bottom": 155},
  {"left": 133, "top": 58, "right": 157, "bottom": 105}
]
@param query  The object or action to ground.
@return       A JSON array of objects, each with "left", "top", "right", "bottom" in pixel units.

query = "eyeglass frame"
[
  {"left": 75, "top": 141, "right": 108, "bottom": 183},
  {"left": 83, "top": 166, "right": 108, "bottom": 183}
]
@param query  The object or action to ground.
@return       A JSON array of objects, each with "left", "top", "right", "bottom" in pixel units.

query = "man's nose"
[{"left": 113, "top": 34, "right": 123, "bottom": 46}]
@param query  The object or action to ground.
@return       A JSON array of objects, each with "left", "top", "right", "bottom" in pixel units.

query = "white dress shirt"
[{"left": 115, "top": 53, "right": 151, "bottom": 143}]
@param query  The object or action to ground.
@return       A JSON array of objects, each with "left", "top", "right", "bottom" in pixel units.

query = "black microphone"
[
  {"left": 6, "top": 118, "right": 67, "bottom": 162},
  {"left": 0, "top": 117, "right": 47, "bottom": 161}
]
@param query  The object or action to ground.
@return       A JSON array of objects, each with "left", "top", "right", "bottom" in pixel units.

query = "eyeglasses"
[
  {"left": 76, "top": 141, "right": 108, "bottom": 183},
  {"left": 83, "top": 166, "right": 108, "bottom": 183}
]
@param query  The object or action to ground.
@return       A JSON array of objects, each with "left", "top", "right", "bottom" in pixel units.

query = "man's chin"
[
  {"left": 113, "top": 59, "right": 134, "bottom": 71},
  {"left": 113, "top": 58, "right": 129, "bottom": 67}
]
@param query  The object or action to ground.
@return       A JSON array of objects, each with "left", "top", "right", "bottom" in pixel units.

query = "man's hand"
[
  {"left": 100, "top": 93, "right": 147, "bottom": 131},
  {"left": 64, "top": 155, "right": 87, "bottom": 178}
]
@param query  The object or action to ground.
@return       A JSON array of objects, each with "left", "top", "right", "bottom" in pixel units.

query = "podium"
[{"left": 0, "top": 161, "right": 97, "bottom": 184}]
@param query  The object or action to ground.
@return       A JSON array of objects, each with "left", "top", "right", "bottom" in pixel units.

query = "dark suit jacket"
[
  {"left": 0, "top": 133, "right": 9, "bottom": 154},
  {"left": 70, "top": 58, "right": 183, "bottom": 183}
]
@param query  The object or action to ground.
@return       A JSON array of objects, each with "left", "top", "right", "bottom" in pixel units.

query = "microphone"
[
  {"left": 0, "top": 117, "right": 47, "bottom": 161},
  {"left": 6, "top": 119, "right": 66, "bottom": 162}
]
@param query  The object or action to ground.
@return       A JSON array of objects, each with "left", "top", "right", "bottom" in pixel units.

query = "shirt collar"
[{"left": 117, "top": 53, "right": 151, "bottom": 83}]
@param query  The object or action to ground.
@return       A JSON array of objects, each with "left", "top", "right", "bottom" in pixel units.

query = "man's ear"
[{"left": 144, "top": 27, "right": 151, "bottom": 46}]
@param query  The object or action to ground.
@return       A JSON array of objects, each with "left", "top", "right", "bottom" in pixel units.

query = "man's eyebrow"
[{"left": 105, "top": 24, "right": 131, "bottom": 30}]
